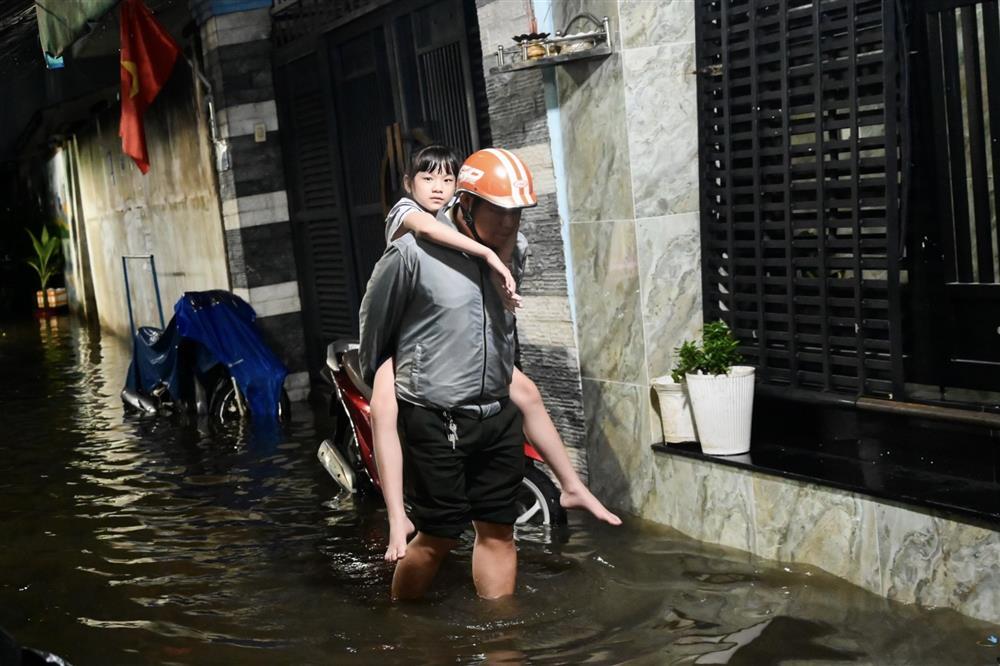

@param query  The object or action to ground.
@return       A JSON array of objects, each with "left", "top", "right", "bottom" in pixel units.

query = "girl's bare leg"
[
  {"left": 371, "top": 359, "right": 415, "bottom": 561},
  {"left": 510, "top": 369, "right": 622, "bottom": 525}
]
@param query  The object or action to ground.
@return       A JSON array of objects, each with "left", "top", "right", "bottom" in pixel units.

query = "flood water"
[{"left": 1, "top": 315, "right": 998, "bottom": 665}]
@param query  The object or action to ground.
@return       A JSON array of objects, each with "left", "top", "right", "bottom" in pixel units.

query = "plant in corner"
[
  {"left": 25, "top": 226, "right": 61, "bottom": 309},
  {"left": 671, "top": 321, "right": 755, "bottom": 456},
  {"left": 671, "top": 321, "right": 743, "bottom": 381}
]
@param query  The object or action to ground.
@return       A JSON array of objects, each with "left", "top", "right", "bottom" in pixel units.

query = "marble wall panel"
[
  {"left": 878, "top": 505, "right": 1000, "bottom": 622},
  {"left": 553, "top": 0, "right": 621, "bottom": 39},
  {"left": 475, "top": 0, "right": 530, "bottom": 68},
  {"left": 651, "top": 454, "right": 756, "bottom": 553},
  {"left": 623, "top": 42, "right": 699, "bottom": 219},
  {"left": 637, "top": 212, "right": 703, "bottom": 381},
  {"left": 556, "top": 52, "right": 634, "bottom": 222},
  {"left": 569, "top": 220, "right": 646, "bottom": 383},
  {"left": 643, "top": 447, "right": 1000, "bottom": 622},
  {"left": 752, "top": 474, "right": 881, "bottom": 594},
  {"left": 619, "top": 0, "right": 696, "bottom": 49},
  {"left": 581, "top": 378, "right": 653, "bottom": 512}
]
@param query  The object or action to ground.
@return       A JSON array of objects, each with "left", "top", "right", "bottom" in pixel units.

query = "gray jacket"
[{"left": 359, "top": 209, "right": 527, "bottom": 410}]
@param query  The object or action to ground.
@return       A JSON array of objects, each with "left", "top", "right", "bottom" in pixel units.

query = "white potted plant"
[
  {"left": 672, "top": 321, "right": 755, "bottom": 455},
  {"left": 651, "top": 371, "right": 697, "bottom": 444}
]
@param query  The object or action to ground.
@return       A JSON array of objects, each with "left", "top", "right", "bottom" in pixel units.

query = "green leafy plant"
[
  {"left": 25, "top": 226, "right": 61, "bottom": 291},
  {"left": 670, "top": 320, "right": 743, "bottom": 383}
]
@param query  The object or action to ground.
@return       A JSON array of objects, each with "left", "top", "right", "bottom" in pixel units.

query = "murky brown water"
[{"left": 1, "top": 315, "right": 998, "bottom": 665}]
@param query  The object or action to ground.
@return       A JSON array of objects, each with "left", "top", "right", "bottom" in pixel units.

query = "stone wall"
[
  {"left": 553, "top": 0, "right": 703, "bottom": 501},
  {"left": 475, "top": 0, "right": 588, "bottom": 476},
  {"left": 638, "top": 453, "right": 1000, "bottom": 624}
]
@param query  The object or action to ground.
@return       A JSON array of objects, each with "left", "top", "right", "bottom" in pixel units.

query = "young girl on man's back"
[{"left": 370, "top": 145, "right": 621, "bottom": 566}]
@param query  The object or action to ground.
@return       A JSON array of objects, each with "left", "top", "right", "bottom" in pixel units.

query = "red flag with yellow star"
[{"left": 119, "top": 0, "right": 180, "bottom": 174}]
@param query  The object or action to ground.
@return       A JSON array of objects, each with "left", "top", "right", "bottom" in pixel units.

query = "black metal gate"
[
  {"left": 274, "top": 0, "right": 488, "bottom": 372},
  {"left": 695, "top": 0, "right": 905, "bottom": 398},
  {"left": 276, "top": 51, "right": 357, "bottom": 351}
]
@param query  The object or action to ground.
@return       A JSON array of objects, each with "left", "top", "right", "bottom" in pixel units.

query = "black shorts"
[{"left": 397, "top": 399, "right": 525, "bottom": 540}]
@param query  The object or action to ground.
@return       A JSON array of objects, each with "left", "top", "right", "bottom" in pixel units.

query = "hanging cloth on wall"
[
  {"left": 35, "top": 0, "right": 117, "bottom": 59},
  {"left": 118, "top": 0, "right": 180, "bottom": 174}
]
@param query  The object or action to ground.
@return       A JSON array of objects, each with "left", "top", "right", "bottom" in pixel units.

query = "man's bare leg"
[
  {"left": 471, "top": 521, "right": 516, "bottom": 599},
  {"left": 391, "top": 532, "right": 457, "bottom": 601}
]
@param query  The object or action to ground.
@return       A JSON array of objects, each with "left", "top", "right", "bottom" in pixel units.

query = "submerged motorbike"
[
  {"left": 121, "top": 290, "right": 290, "bottom": 421},
  {"left": 317, "top": 340, "right": 567, "bottom": 527}
]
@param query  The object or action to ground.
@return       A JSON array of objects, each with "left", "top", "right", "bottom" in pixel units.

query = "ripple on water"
[{"left": 0, "top": 318, "right": 998, "bottom": 665}]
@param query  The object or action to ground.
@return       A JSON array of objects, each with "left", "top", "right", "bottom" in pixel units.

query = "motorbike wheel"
[
  {"left": 210, "top": 377, "right": 291, "bottom": 423},
  {"left": 515, "top": 464, "right": 567, "bottom": 527}
]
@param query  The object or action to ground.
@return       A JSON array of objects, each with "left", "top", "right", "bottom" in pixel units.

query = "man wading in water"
[{"left": 359, "top": 149, "right": 566, "bottom": 599}]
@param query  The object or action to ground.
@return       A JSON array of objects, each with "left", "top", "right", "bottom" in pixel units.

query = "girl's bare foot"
[
  {"left": 560, "top": 484, "right": 622, "bottom": 525},
  {"left": 385, "top": 516, "right": 416, "bottom": 562}
]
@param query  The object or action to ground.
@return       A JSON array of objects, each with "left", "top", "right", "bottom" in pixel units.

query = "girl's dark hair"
[{"left": 406, "top": 144, "right": 462, "bottom": 181}]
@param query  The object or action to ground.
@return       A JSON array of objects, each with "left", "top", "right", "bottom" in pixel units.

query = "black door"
[
  {"left": 275, "top": 0, "right": 489, "bottom": 375},
  {"left": 329, "top": 25, "right": 399, "bottom": 298},
  {"left": 276, "top": 52, "right": 358, "bottom": 359},
  {"left": 907, "top": 0, "right": 1000, "bottom": 394},
  {"left": 329, "top": 0, "right": 485, "bottom": 300}
]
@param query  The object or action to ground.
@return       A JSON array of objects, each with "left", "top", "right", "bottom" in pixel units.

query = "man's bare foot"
[
  {"left": 560, "top": 484, "right": 622, "bottom": 525},
  {"left": 385, "top": 516, "right": 416, "bottom": 562}
]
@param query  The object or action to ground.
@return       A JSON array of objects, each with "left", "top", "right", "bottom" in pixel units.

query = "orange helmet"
[{"left": 456, "top": 148, "right": 537, "bottom": 209}]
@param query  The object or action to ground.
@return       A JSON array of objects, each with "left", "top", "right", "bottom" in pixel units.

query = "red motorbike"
[{"left": 318, "top": 340, "right": 567, "bottom": 527}]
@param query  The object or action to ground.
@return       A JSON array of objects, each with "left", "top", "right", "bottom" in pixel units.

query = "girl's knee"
[{"left": 510, "top": 374, "right": 543, "bottom": 410}]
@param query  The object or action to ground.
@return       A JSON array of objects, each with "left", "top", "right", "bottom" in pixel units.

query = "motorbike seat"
[{"left": 342, "top": 348, "right": 373, "bottom": 402}]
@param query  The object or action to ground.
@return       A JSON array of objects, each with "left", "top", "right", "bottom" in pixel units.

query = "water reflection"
[{"left": 0, "top": 316, "right": 997, "bottom": 665}]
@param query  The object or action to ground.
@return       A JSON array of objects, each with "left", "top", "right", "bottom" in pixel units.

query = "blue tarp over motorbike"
[{"left": 125, "top": 291, "right": 288, "bottom": 418}]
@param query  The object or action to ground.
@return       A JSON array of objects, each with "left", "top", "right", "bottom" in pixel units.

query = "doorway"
[
  {"left": 275, "top": 0, "right": 489, "bottom": 373},
  {"left": 907, "top": 0, "right": 1000, "bottom": 399}
]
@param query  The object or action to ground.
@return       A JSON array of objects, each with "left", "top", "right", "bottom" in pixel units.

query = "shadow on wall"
[{"left": 582, "top": 379, "right": 657, "bottom": 515}]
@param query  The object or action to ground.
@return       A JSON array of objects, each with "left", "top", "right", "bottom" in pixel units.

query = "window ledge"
[{"left": 651, "top": 440, "right": 1000, "bottom": 527}]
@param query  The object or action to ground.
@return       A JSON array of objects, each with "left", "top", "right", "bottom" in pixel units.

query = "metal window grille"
[{"left": 695, "top": 0, "right": 905, "bottom": 397}]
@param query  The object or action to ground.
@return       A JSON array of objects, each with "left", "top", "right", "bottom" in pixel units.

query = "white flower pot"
[
  {"left": 651, "top": 375, "right": 697, "bottom": 443},
  {"left": 685, "top": 366, "right": 755, "bottom": 455}
]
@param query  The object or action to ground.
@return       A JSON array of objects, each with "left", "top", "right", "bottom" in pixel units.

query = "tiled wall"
[
  {"left": 646, "top": 454, "right": 1000, "bottom": 623},
  {"left": 196, "top": 7, "right": 309, "bottom": 400},
  {"left": 554, "top": 0, "right": 703, "bottom": 500}
]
